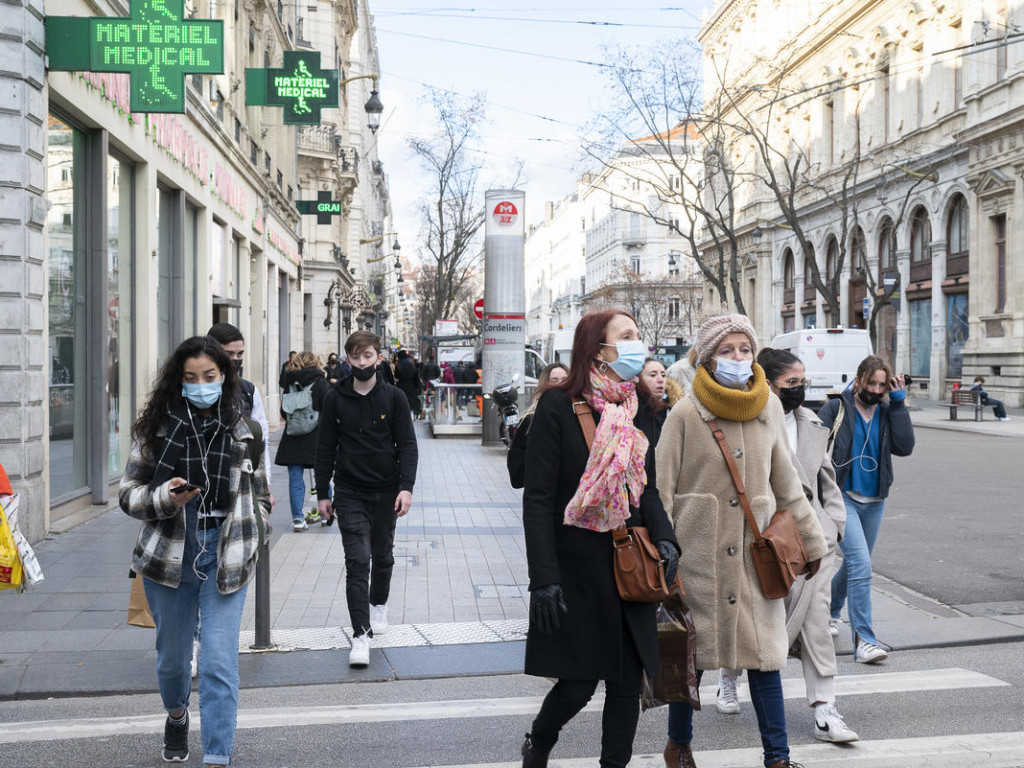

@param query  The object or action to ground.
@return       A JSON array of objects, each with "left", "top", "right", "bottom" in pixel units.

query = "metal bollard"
[{"left": 250, "top": 538, "right": 276, "bottom": 650}]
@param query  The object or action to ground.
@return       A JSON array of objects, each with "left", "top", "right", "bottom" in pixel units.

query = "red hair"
[{"left": 559, "top": 309, "right": 638, "bottom": 401}]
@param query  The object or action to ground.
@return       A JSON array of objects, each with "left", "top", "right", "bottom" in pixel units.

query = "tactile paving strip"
[{"left": 238, "top": 619, "right": 529, "bottom": 653}]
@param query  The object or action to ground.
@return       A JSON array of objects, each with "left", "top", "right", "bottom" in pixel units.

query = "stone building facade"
[{"left": 697, "top": 0, "right": 1023, "bottom": 405}]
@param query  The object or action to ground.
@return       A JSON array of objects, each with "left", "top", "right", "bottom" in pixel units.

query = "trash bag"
[
  {"left": 641, "top": 581, "right": 700, "bottom": 711},
  {"left": 0, "top": 498, "right": 23, "bottom": 591}
]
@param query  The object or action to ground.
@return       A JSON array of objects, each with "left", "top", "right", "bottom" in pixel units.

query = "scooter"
[{"left": 485, "top": 373, "right": 521, "bottom": 447}]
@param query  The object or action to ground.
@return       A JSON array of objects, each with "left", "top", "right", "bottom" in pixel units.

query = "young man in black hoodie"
[{"left": 315, "top": 331, "right": 418, "bottom": 668}]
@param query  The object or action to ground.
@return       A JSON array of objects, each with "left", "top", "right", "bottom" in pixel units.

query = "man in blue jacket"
[{"left": 314, "top": 331, "right": 418, "bottom": 668}]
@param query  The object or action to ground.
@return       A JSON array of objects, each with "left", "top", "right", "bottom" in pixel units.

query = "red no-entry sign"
[{"left": 474, "top": 299, "right": 484, "bottom": 319}]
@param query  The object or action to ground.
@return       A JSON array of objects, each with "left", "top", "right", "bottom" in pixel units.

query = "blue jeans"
[
  {"left": 668, "top": 669, "right": 789, "bottom": 766},
  {"left": 144, "top": 527, "right": 248, "bottom": 766},
  {"left": 287, "top": 465, "right": 307, "bottom": 523},
  {"left": 831, "top": 494, "right": 886, "bottom": 646}
]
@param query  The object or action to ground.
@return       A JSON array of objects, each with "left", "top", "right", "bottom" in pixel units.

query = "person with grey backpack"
[{"left": 276, "top": 352, "right": 328, "bottom": 531}]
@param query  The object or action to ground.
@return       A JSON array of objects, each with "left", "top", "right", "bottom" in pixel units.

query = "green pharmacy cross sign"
[
  {"left": 296, "top": 191, "right": 343, "bottom": 225},
  {"left": 46, "top": 0, "right": 224, "bottom": 114},
  {"left": 246, "top": 51, "right": 339, "bottom": 125}
]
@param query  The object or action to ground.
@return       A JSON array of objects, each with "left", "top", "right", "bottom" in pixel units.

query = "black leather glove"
[
  {"left": 657, "top": 540, "right": 680, "bottom": 585},
  {"left": 805, "top": 558, "right": 821, "bottom": 579},
  {"left": 530, "top": 584, "right": 568, "bottom": 634}
]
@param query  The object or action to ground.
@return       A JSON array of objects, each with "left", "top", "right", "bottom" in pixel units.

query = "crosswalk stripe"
[
  {"left": 0, "top": 668, "right": 1008, "bottom": 745},
  {"left": 404, "top": 732, "right": 1024, "bottom": 768}
]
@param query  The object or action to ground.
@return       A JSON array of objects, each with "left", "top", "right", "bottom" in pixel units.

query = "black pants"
[
  {"left": 529, "top": 623, "right": 643, "bottom": 768},
  {"left": 335, "top": 487, "right": 398, "bottom": 637}
]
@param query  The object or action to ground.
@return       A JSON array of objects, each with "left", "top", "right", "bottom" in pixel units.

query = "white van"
[{"left": 769, "top": 328, "right": 873, "bottom": 408}]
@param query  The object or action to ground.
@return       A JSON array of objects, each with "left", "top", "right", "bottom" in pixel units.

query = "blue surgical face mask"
[
  {"left": 600, "top": 340, "right": 647, "bottom": 380},
  {"left": 713, "top": 357, "right": 753, "bottom": 389},
  {"left": 182, "top": 380, "right": 223, "bottom": 408}
]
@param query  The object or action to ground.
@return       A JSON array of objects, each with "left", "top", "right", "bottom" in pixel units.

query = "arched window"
[
  {"left": 878, "top": 219, "right": 896, "bottom": 277},
  {"left": 947, "top": 195, "right": 969, "bottom": 258},
  {"left": 803, "top": 244, "right": 816, "bottom": 300},
  {"left": 783, "top": 248, "right": 795, "bottom": 289},
  {"left": 850, "top": 226, "right": 867, "bottom": 277},
  {"left": 910, "top": 207, "right": 932, "bottom": 263},
  {"left": 826, "top": 237, "right": 839, "bottom": 282}
]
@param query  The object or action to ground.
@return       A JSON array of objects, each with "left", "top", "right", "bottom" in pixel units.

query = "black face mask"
[
  {"left": 777, "top": 385, "right": 805, "bottom": 413},
  {"left": 351, "top": 364, "right": 377, "bottom": 382},
  {"left": 858, "top": 389, "right": 884, "bottom": 406}
]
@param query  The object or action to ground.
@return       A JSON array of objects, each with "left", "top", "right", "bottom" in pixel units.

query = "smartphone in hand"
[{"left": 170, "top": 484, "right": 202, "bottom": 495}]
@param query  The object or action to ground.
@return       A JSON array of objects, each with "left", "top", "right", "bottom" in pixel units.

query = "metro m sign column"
[{"left": 482, "top": 190, "right": 526, "bottom": 446}]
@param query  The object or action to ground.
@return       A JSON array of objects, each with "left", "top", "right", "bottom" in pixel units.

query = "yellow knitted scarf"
[{"left": 691, "top": 363, "right": 770, "bottom": 422}]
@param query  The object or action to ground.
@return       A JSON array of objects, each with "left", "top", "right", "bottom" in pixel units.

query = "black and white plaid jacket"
[{"left": 119, "top": 418, "right": 271, "bottom": 594}]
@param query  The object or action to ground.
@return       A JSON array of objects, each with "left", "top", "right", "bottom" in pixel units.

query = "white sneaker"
[
  {"left": 349, "top": 634, "right": 370, "bottom": 667},
  {"left": 715, "top": 672, "right": 741, "bottom": 714},
  {"left": 855, "top": 639, "right": 888, "bottom": 664},
  {"left": 828, "top": 618, "right": 841, "bottom": 637},
  {"left": 190, "top": 638, "right": 199, "bottom": 679},
  {"left": 293, "top": 518, "right": 308, "bottom": 532},
  {"left": 998, "top": 417, "right": 1011, "bottom": 422},
  {"left": 370, "top": 604, "right": 389, "bottom": 635},
  {"left": 814, "top": 702, "right": 859, "bottom": 743}
]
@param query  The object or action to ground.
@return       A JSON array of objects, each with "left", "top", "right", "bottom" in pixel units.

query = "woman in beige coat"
[{"left": 656, "top": 315, "right": 827, "bottom": 768}]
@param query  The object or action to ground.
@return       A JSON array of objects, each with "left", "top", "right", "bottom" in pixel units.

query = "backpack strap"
[{"left": 826, "top": 399, "right": 845, "bottom": 459}]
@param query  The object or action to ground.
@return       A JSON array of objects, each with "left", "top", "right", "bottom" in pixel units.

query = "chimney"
[{"left": 545, "top": 201, "right": 555, "bottom": 223}]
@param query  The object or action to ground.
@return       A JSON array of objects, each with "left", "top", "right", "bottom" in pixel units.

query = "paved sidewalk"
[
  {"left": 908, "top": 397, "right": 1024, "bottom": 437},
  {"left": 1, "top": 421, "right": 1022, "bottom": 700}
]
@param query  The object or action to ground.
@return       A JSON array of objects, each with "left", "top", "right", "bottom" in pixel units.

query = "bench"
[{"left": 938, "top": 389, "right": 984, "bottom": 421}]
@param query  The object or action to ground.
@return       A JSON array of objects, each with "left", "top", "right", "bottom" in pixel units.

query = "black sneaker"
[{"left": 163, "top": 710, "right": 189, "bottom": 762}]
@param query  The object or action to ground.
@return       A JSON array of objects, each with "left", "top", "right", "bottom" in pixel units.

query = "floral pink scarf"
[{"left": 563, "top": 366, "right": 649, "bottom": 532}]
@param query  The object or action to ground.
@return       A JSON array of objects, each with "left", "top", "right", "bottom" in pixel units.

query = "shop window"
[
  {"left": 107, "top": 155, "right": 135, "bottom": 476},
  {"left": 47, "top": 115, "right": 87, "bottom": 499}
]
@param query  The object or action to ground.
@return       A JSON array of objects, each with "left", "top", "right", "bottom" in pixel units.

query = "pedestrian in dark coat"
[
  {"left": 276, "top": 353, "right": 329, "bottom": 530},
  {"left": 394, "top": 349, "right": 422, "bottom": 415},
  {"left": 521, "top": 309, "right": 679, "bottom": 768}
]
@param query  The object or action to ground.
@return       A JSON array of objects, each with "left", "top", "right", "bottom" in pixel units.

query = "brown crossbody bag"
[
  {"left": 707, "top": 419, "right": 809, "bottom": 599},
  {"left": 574, "top": 401, "right": 671, "bottom": 604}
]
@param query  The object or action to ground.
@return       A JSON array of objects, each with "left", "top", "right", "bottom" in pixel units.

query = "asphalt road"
[
  {"left": 2, "top": 642, "right": 1023, "bottom": 767},
  {"left": 872, "top": 428, "right": 1024, "bottom": 611}
]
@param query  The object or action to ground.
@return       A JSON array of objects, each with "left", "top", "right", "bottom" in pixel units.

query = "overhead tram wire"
[
  {"left": 374, "top": 11, "right": 697, "bottom": 30},
  {"left": 375, "top": 29, "right": 640, "bottom": 70}
]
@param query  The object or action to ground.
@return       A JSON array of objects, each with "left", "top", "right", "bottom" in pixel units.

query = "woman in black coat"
[
  {"left": 521, "top": 309, "right": 680, "bottom": 768},
  {"left": 275, "top": 352, "right": 328, "bottom": 531}
]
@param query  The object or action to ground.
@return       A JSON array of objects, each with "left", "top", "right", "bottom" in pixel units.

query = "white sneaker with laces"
[
  {"left": 828, "top": 618, "right": 841, "bottom": 637},
  {"left": 293, "top": 518, "right": 308, "bottom": 532},
  {"left": 349, "top": 634, "right": 370, "bottom": 667},
  {"left": 814, "top": 702, "right": 859, "bottom": 743},
  {"left": 370, "top": 604, "right": 389, "bottom": 635},
  {"left": 855, "top": 639, "right": 888, "bottom": 664},
  {"left": 715, "top": 672, "right": 741, "bottom": 714}
]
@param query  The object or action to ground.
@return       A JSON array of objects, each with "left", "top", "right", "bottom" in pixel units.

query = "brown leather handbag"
[
  {"left": 574, "top": 401, "right": 671, "bottom": 604},
  {"left": 707, "top": 419, "right": 809, "bottom": 599}
]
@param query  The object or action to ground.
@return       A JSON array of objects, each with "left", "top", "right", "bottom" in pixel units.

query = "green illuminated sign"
[
  {"left": 47, "top": 0, "right": 224, "bottom": 114},
  {"left": 296, "top": 191, "right": 343, "bottom": 225},
  {"left": 245, "top": 51, "right": 339, "bottom": 125}
]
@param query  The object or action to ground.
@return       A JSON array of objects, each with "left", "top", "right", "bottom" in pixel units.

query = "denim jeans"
[
  {"left": 144, "top": 527, "right": 248, "bottom": 766},
  {"left": 668, "top": 669, "right": 789, "bottom": 766},
  {"left": 831, "top": 493, "right": 886, "bottom": 646},
  {"left": 287, "top": 464, "right": 306, "bottom": 523},
  {"left": 335, "top": 487, "right": 398, "bottom": 637}
]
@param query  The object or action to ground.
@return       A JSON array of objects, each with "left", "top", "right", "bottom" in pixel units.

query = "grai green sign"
[
  {"left": 296, "top": 191, "right": 343, "bottom": 225},
  {"left": 246, "top": 50, "right": 339, "bottom": 126},
  {"left": 47, "top": 0, "right": 224, "bottom": 114}
]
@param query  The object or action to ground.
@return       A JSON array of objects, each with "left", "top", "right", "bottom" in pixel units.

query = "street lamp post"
[{"left": 338, "top": 73, "right": 384, "bottom": 133}]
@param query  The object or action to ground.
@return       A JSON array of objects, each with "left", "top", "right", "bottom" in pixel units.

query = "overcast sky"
[{"left": 369, "top": 1, "right": 713, "bottom": 259}]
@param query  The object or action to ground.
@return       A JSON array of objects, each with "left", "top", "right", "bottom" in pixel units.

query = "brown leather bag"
[
  {"left": 707, "top": 419, "right": 809, "bottom": 599},
  {"left": 574, "top": 401, "right": 671, "bottom": 604}
]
